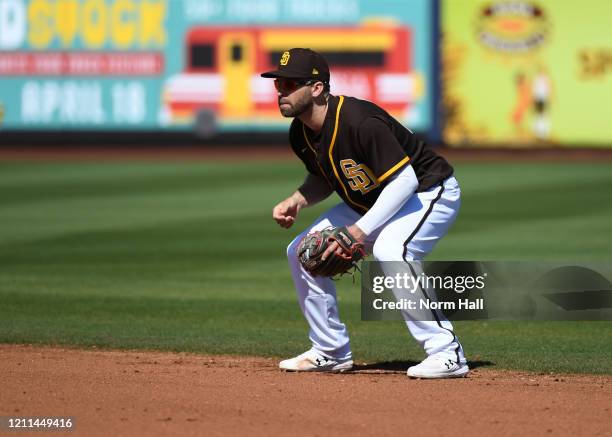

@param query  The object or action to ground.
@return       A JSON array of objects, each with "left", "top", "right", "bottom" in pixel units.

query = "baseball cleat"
[
  {"left": 407, "top": 354, "right": 469, "bottom": 379},
  {"left": 279, "top": 349, "right": 353, "bottom": 372}
]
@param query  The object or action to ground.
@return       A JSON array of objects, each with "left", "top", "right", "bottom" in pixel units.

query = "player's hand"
[
  {"left": 346, "top": 224, "right": 367, "bottom": 243},
  {"left": 321, "top": 224, "right": 367, "bottom": 261},
  {"left": 272, "top": 197, "right": 301, "bottom": 229},
  {"left": 320, "top": 240, "right": 347, "bottom": 262}
]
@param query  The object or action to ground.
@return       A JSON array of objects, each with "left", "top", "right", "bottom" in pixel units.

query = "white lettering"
[
  {"left": 184, "top": 0, "right": 223, "bottom": 21},
  {"left": 458, "top": 299, "right": 484, "bottom": 310},
  {"left": 0, "top": 0, "right": 26, "bottom": 49},
  {"left": 21, "top": 81, "right": 40, "bottom": 122},
  {"left": 41, "top": 81, "right": 61, "bottom": 122},
  {"left": 372, "top": 276, "right": 384, "bottom": 294},
  {"left": 227, "top": 0, "right": 279, "bottom": 22},
  {"left": 60, "top": 81, "right": 78, "bottom": 123},
  {"left": 21, "top": 81, "right": 105, "bottom": 124},
  {"left": 372, "top": 298, "right": 417, "bottom": 311},
  {"left": 419, "top": 299, "right": 455, "bottom": 311},
  {"left": 285, "top": 0, "right": 359, "bottom": 22},
  {"left": 112, "top": 81, "right": 145, "bottom": 124},
  {"left": 373, "top": 298, "right": 383, "bottom": 310}
]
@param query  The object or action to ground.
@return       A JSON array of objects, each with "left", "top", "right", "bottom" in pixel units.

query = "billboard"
[
  {"left": 0, "top": 0, "right": 435, "bottom": 134},
  {"left": 441, "top": 0, "right": 612, "bottom": 147}
]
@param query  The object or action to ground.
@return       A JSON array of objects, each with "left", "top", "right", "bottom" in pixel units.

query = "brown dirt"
[
  {"left": 1, "top": 146, "right": 612, "bottom": 162},
  {"left": 1, "top": 345, "right": 611, "bottom": 437},
  {"left": 0, "top": 147, "right": 295, "bottom": 162}
]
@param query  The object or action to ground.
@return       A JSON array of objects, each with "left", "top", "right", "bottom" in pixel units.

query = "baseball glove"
[{"left": 297, "top": 226, "right": 365, "bottom": 277}]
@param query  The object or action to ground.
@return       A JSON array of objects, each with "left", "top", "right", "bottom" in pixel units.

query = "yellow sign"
[
  {"left": 23, "top": 0, "right": 167, "bottom": 49},
  {"left": 442, "top": 0, "right": 612, "bottom": 147}
]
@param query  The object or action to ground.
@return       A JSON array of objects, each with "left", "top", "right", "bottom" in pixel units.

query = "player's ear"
[{"left": 311, "top": 81, "right": 325, "bottom": 98}]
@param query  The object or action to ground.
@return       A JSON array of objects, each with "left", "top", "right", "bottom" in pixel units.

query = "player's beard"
[{"left": 278, "top": 94, "right": 312, "bottom": 118}]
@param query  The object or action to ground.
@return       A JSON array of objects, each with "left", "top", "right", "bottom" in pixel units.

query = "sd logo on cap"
[
  {"left": 261, "top": 48, "right": 330, "bottom": 82},
  {"left": 280, "top": 51, "right": 290, "bottom": 66}
]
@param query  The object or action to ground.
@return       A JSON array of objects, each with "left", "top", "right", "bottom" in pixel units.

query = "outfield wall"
[
  {"left": 0, "top": 0, "right": 610, "bottom": 147},
  {"left": 0, "top": 0, "right": 435, "bottom": 135}
]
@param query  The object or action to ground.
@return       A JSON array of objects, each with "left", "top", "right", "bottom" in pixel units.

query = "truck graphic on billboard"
[{"left": 158, "top": 22, "right": 423, "bottom": 133}]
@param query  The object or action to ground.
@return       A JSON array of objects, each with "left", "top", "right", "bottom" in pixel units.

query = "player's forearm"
[
  {"left": 296, "top": 174, "right": 333, "bottom": 207},
  {"left": 355, "top": 164, "right": 418, "bottom": 235}
]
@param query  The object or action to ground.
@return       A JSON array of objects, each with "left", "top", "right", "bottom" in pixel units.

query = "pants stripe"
[
  {"left": 402, "top": 183, "right": 445, "bottom": 262},
  {"left": 403, "top": 182, "right": 462, "bottom": 364}
]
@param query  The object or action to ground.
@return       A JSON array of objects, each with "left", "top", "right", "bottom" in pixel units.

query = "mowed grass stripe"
[
  {"left": 1, "top": 291, "right": 610, "bottom": 374},
  {"left": 0, "top": 162, "right": 298, "bottom": 207},
  {"left": 0, "top": 168, "right": 312, "bottom": 245},
  {"left": 0, "top": 160, "right": 611, "bottom": 374}
]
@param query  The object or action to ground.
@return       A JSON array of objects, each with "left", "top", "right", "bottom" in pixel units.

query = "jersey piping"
[
  {"left": 327, "top": 96, "right": 370, "bottom": 213},
  {"left": 377, "top": 155, "right": 411, "bottom": 183}
]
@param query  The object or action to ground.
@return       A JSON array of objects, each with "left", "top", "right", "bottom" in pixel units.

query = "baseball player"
[{"left": 262, "top": 48, "right": 468, "bottom": 378}]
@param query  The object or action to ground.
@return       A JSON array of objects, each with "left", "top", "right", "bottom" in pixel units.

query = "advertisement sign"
[
  {"left": 442, "top": 0, "right": 612, "bottom": 146},
  {"left": 0, "top": 0, "right": 166, "bottom": 130},
  {"left": 0, "top": 0, "right": 434, "bottom": 133}
]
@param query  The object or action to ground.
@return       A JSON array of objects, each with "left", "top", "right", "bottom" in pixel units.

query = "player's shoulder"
[
  {"left": 339, "top": 95, "right": 384, "bottom": 118},
  {"left": 338, "top": 96, "right": 389, "bottom": 129}
]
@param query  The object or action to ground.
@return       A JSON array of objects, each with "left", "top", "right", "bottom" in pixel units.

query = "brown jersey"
[{"left": 290, "top": 95, "right": 453, "bottom": 214}]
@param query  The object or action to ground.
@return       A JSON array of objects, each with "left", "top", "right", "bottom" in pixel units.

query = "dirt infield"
[
  {"left": 1, "top": 146, "right": 612, "bottom": 162},
  {"left": 1, "top": 345, "right": 611, "bottom": 437}
]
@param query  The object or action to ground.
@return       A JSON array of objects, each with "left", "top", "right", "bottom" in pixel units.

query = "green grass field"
[{"left": 1, "top": 159, "right": 611, "bottom": 374}]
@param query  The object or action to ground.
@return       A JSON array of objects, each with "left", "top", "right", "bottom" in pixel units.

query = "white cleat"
[
  {"left": 279, "top": 349, "right": 353, "bottom": 372},
  {"left": 407, "top": 354, "right": 469, "bottom": 379}
]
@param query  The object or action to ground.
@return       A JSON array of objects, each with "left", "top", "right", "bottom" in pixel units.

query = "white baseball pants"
[{"left": 286, "top": 176, "right": 466, "bottom": 363}]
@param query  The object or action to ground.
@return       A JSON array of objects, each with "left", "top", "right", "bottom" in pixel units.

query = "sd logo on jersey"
[{"left": 340, "top": 159, "right": 379, "bottom": 194}]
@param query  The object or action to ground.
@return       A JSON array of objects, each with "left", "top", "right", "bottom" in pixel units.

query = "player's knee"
[
  {"left": 286, "top": 235, "right": 303, "bottom": 260},
  {"left": 402, "top": 251, "right": 423, "bottom": 262},
  {"left": 372, "top": 239, "right": 405, "bottom": 262},
  {"left": 286, "top": 241, "right": 297, "bottom": 260},
  {"left": 402, "top": 242, "right": 427, "bottom": 261}
]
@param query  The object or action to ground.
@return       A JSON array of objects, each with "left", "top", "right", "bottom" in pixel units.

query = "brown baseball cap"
[{"left": 261, "top": 48, "right": 330, "bottom": 82}]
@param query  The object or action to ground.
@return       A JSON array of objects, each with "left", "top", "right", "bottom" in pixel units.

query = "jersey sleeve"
[{"left": 357, "top": 117, "right": 411, "bottom": 184}]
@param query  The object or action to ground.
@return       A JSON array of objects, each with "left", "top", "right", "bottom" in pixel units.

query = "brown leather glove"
[{"left": 297, "top": 227, "right": 365, "bottom": 277}]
